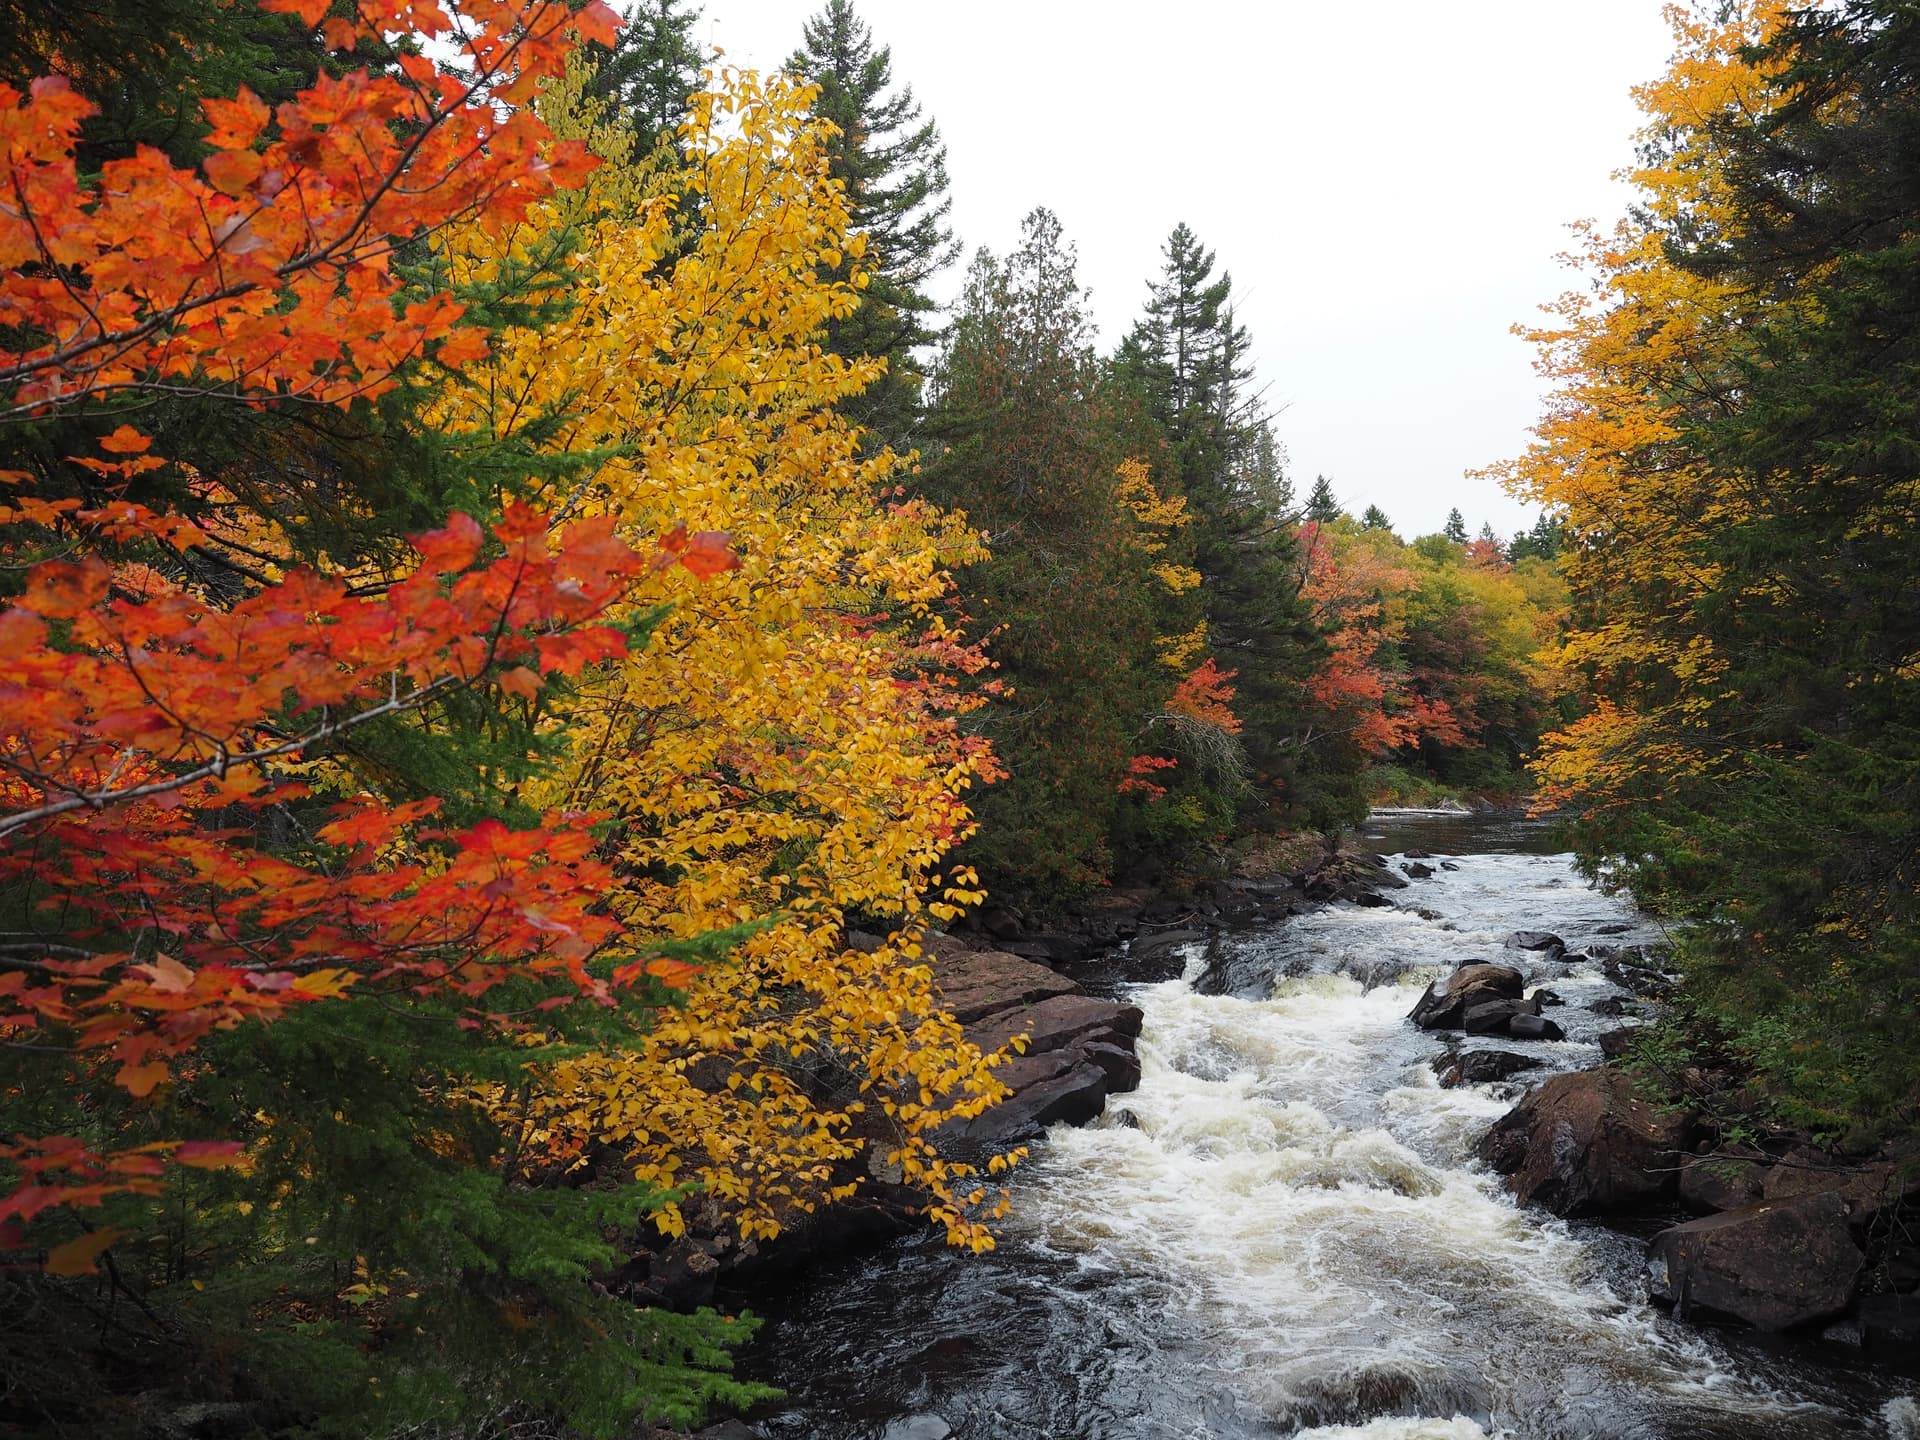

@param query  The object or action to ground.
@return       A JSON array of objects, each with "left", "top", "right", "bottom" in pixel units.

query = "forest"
[{"left": 0, "top": 0, "right": 1913, "bottom": 1436}]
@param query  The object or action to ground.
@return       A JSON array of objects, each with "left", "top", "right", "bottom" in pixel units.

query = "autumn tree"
[
  {"left": 1501, "top": 0, "right": 1920, "bottom": 1141},
  {"left": 435, "top": 62, "right": 1015, "bottom": 1250},
  {"left": 788, "top": 0, "right": 956, "bottom": 448},
  {"left": 0, "top": 3, "right": 789, "bottom": 1433}
]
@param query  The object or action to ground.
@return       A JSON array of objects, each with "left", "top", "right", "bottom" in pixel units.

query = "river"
[{"left": 733, "top": 814, "right": 1919, "bottom": 1440}]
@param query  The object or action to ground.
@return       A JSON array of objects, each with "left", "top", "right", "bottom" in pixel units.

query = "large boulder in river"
[
  {"left": 1646, "top": 1193, "right": 1864, "bottom": 1331},
  {"left": 1432, "top": 1048, "right": 1544, "bottom": 1087},
  {"left": 1478, "top": 1069, "right": 1694, "bottom": 1215},
  {"left": 1409, "top": 963, "right": 1525, "bottom": 1030},
  {"left": 1505, "top": 930, "right": 1567, "bottom": 958}
]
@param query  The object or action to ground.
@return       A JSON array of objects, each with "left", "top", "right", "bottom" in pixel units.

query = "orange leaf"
[
  {"left": 497, "top": 666, "right": 543, "bottom": 700},
  {"left": 117, "top": 1063, "right": 170, "bottom": 1098},
  {"left": 46, "top": 1228, "right": 124, "bottom": 1277},
  {"left": 172, "top": 1141, "right": 246, "bottom": 1169},
  {"left": 97, "top": 425, "right": 152, "bottom": 455},
  {"left": 204, "top": 149, "right": 265, "bottom": 198}
]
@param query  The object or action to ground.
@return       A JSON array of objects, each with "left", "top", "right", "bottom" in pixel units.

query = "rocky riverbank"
[{"left": 1427, "top": 928, "right": 1920, "bottom": 1361}]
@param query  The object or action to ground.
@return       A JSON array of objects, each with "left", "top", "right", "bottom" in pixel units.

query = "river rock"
[
  {"left": 1408, "top": 962, "right": 1526, "bottom": 1030},
  {"left": 1505, "top": 930, "right": 1567, "bottom": 957},
  {"left": 1433, "top": 1048, "right": 1544, "bottom": 1087},
  {"left": 1478, "top": 1069, "right": 1694, "bottom": 1215},
  {"left": 1679, "top": 1146, "right": 1767, "bottom": 1213},
  {"left": 1403, "top": 861, "right": 1435, "bottom": 879},
  {"left": 1507, "top": 1012, "right": 1565, "bottom": 1042},
  {"left": 1646, "top": 1193, "right": 1863, "bottom": 1331},
  {"left": 1464, "top": 997, "right": 1538, "bottom": 1033},
  {"left": 1758, "top": 1145, "right": 1899, "bottom": 1227}
]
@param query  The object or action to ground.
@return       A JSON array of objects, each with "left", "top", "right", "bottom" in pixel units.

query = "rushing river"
[{"left": 735, "top": 814, "right": 1919, "bottom": 1440}]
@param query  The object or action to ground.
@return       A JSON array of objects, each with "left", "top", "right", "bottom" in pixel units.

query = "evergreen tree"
[
  {"left": 586, "top": 0, "right": 703, "bottom": 154},
  {"left": 1443, "top": 506, "right": 1468, "bottom": 544},
  {"left": 1119, "top": 224, "right": 1323, "bottom": 821},
  {"left": 919, "top": 210, "right": 1164, "bottom": 897},
  {"left": 790, "top": 0, "right": 956, "bottom": 448},
  {"left": 1507, "top": 512, "right": 1564, "bottom": 562},
  {"left": 1477, "top": 520, "right": 1499, "bottom": 544},
  {"left": 1361, "top": 503, "right": 1393, "bottom": 532},
  {"left": 1306, "top": 474, "right": 1341, "bottom": 523}
]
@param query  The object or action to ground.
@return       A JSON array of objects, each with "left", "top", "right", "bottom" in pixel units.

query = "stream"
[{"left": 734, "top": 813, "right": 1919, "bottom": 1440}]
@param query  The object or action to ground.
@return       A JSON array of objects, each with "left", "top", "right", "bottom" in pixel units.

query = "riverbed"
[{"left": 733, "top": 815, "right": 1918, "bottom": 1440}]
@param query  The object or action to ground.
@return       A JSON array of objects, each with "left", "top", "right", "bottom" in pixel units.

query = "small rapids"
[{"left": 738, "top": 816, "right": 1915, "bottom": 1439}]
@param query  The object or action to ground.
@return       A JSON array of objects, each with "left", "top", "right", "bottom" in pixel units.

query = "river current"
[{"left": 736, "top": 814, "right": 1919, "bottom": 1440}]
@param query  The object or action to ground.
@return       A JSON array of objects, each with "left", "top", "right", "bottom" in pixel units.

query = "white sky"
[{"left": 690, "top": 1, "right": 1676, "bottom": 541}]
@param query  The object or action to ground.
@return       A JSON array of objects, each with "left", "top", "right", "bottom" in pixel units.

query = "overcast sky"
[{"left": 685, "top": 2, "right": 1676, "bottom": 541}]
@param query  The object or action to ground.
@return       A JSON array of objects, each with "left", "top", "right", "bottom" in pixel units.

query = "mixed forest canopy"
[{"left": 0, "top": 0, "right": 1907, "bottom": 1434}]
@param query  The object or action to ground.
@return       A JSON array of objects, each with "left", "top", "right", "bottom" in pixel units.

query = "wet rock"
[
  {"left": 998, "top": 930, "right": 1092, "bottom": 966},
  {"left": 1679, "top": 1146, "right": 1767, "bottom": 1213},
  {"left": 1589, "top": 995, "right": 1637, "bottom": 1018},
  {"left": 1505, "top": 930, "right": 1567, "bottom": 957},
  {"left": 1348, "top": 890, "right": 1395, "bottom": 908},
  {"left": 1403, "top": 861, "right": 1435, "bottom": 879},
  {"left": 883, "top": 1418, "right": 954, "bottom": 1440},
  {"left": 1647, "top": 1193, "right": 1863, "bottom": 1331},
  {"left": 1432, "top": 1048, "right": 1544, "bottom": 1087},
  {"left": 1596, "top": 923, "right": 1633, "bottom": 936},
  {"left": 1129, "top": 927, "right": 1209, "bottom": 962},
  {"left": 1508, "top": 1012, "right": 1565, "bottom": 1042},
  {"left": 1530, "top": 988, "right": 1565, "bottom": 1007},
  {"left": 647, "top": 1236, "right": 721, "bottom": 1308},
  {"left": 1082, "top": 1039, "right": 1143, "bottom": 1092},
  {"left": 1478, "top": 1069, "right": 1694, "bottom": 1215},
  {"left": 938, "top": 1051, "right": 1114, "bottom": 1143},
  {"left": 1464, "top": 997, "right": 1537, "bottom": 1033},
  {"left": 1409, "top": 906, "right": 1445, "bottom": 921},
  {"left": 1440, "top": 861, "right": 1461, "bottom": 871},
  {"left": 1408, "top": 962, "right": 1526, "bottom": 1030},
  {"left": 1404, "top": 849, "right": 1434, "bottom": 859}
]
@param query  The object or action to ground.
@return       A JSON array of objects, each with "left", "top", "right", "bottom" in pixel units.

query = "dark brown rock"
[
  {"left": 962, "top": 993, "right": 1144, "bottom": 1059},
  {"left": 1478, "top": 1069, "right": 1694, "bottom": 1215},
  {"left": 1505, "top": 930, "right": 1567, "bottom": 956},
  {"left": 933, "top": 947, "right": 1079, "bottom": 1023},
  {"left": 1507, "top": 1012, "right": 1565, "bottom": 1042},
  {"left": 1409, "top": 963, "right": 1526, "bottom": 1030},
  {"left": 1678, "top": 1146, "right": 1767, "bottom": 1213},
  {"left": 1647, "top": 1193, "right": 1864, "bottom": 1331},
  {"left": 1463, "top": 998, "right": 1532, "bottom": 1033},
  {"left": 1432, "top": 1048, "right": 1544, "bottom": 1087},
  {"left": 1759, "top": 1145, "right": 1898, "bottom": 1227}
]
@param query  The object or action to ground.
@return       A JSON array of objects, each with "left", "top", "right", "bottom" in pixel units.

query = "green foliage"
[
  {"left": 586, "top": 0, "right": 704, "bottom": 154},
  {"left": 789, "top": 0, "right": 956, "bottom": 449},
  {"left": 921, "top": 209, "right": 1166, "bottom": 898}
]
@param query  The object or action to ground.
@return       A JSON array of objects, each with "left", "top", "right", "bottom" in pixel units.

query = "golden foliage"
[{"left": 436, "top": 67, "right": 1017, "bottom": 1248}]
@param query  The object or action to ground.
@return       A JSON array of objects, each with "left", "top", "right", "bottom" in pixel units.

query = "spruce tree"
[
  {"left": 1361, "top": 504, "right": 1393, "bottom": 532},
  {"left": 1443, "top": 506, "right": 1468, "bottom": 543},
  {"left": 586, "top": 0, "right": 703, "bottom": 155},
  {"left": 789, "top": 0, "right": 956, "bottom": 449},
  {"left": 1306, "top": 475, "right": 1341, "bottom": 523},
  {"left": 1119, "top": 224, "right": 1324, "bottom": 823}
]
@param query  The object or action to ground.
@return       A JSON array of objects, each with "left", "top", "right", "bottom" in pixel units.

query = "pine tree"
[
  {"left": 585, "top": 0, "right": 703, "bottom": 154},
  {"left": 1443, "top": 506, "right": 1467, "bottom": 544},
  {"left": 789, "top": 0, "right": 956, "bottom": 448},
  {"left": 1361, "top": 503, "right": 1393, "bottom": 532}
]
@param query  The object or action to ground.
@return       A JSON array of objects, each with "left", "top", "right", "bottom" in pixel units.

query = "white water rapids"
[{"left": 745, "top": 821, "right": 1915, "bottom": 1439}]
